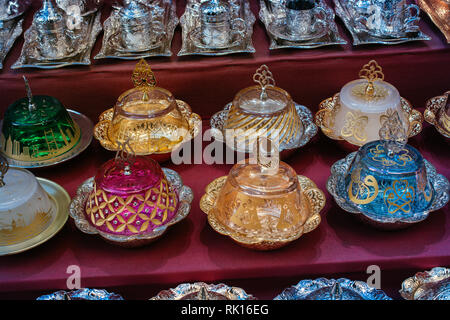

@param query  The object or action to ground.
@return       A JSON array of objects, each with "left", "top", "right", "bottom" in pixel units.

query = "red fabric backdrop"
[{"left": 0, "top": 0, "right": 449, "bottom": 300}]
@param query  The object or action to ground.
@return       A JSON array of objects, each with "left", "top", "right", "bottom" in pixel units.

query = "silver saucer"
[
  {"left": 37, "top": 288, "right": 124, "bottom": 300},
  {"left": 0, "top": 109, "right": 94, "bottom": 169},
  {"left": 327, "top": 152, "right": 450, "bottom": 229},
  {"left": 334, "top": 0, "right": 431, "bottom": 45},
  {"left": 268, "top": 20, "right": 328, "bottom": 42},
  {"left": 260, "top": 0, "right": 347, "bottom": 49},
  {"left": 210, "top": 102, "right": 318, "bottom": 153},
  {"left": 188, "top": 26, "right": 244, "bottom": 50}
]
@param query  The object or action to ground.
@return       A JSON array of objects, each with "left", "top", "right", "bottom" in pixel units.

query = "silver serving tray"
[
  {"left": 327, "top": 152, "right": 450, "bottom": 229},
  {"left": 260, "top": 0, "right": 347, "bottom": 49},
  {"left": 95, "top": 1, "right": 178, "bottom": 60},
  {"left": 178, "top": 0, "right": 256, "bottom": 56},
  {"left": 0, "top": 16, "right": 23, "bottom": 69},
  {"left": 334, "top": 0, "right": 431, "bottom": 45},
  {"left": 11, "top": 10, "right": 102, "bottom": 69},
  {"left": 400, "top": 267, "right": 450, "bottom": 300},
  {"left": 210, "top": 102, "right": 318, "bottom": 153},
  {"left": 275, "top": 278, "right": 392, "bottom": 300}
]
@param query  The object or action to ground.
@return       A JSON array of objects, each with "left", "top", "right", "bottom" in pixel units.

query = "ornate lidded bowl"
[
  {"left": 0, "top": 77, "right": 81, "bottom": 164},
  {"left": 69, "top": 141, "right": 193, "bottom": 247},
  {"left": 274, "top": 278, "right": 392, "bottom": 300},
  {"left": 400, "top": 267, "right": 450, "bottom": 300},
  {"left": 200, "top": 137, "right": 325, "bottom": 250},
  {"left": 150, "top": 282, "right": 256, "bottom": 300},
  {"left": 210, "top": 65, "right": 317, "bottom": 155},
  {"left": 327, "top": 110, "right": 449, "bottom": 229},
  {"left": 0, "top": 156, "right": 70, "bottom": 255},
  {"left": 424, "top": 90, "right": 450, "bottom": 138},
  {"left": 315, "top": 60, "right": 422, "bottom": 147},
  {"left": 94, "top": 59, "right": 201, "bottom": 158},
  {"left": 37, "top": 288, "right": 124, "bottom": 300}
]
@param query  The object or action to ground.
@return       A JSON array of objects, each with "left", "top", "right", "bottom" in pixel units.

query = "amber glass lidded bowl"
[
  {"left": 424, "top": 90, "right": 450, "bottom": 138},
  {"left": 94, "top": 59, "right": 201, "bottom": 157},
  {"left": 200, "top": 138, "right": 325, "bottom": 250}
]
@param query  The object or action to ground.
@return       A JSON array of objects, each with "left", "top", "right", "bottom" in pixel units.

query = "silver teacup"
[
  {"left": 285, "top": 0, "right": 326, "bottom": 36},
  {"left": 353, "top": 0, "right": 420, "bottom": 37}
]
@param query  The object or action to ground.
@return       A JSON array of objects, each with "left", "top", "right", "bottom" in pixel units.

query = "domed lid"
[
  {"left": 357, "top": 110, "right": 423, "bottom": 174},
  {"left": 119, "top": 0, "right": 151, "bottom": 20},
  {"left": 94, "top": 141, "right": 162, "bottom": 194},
  {"left": 200, "top": 0, "right": 231, "bottom": 24},
  {"left": 232, "top": 65, "right": 293, "bottom": 116},
  {"left": 3, "top": 76, "right": 64, "bottom": 126},
  {"left": 0, "top": 157, "right": 38, "bottom": 210},
  {"left": 340, "top": 60, "right": 401, "bottom": 113},
  {"left": 228, "top": 137, "right": 298, "bottom": 196}
]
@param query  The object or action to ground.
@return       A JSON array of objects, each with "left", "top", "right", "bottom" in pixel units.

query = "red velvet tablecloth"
[{"left": 0, "top": 0, "right": 449, "bottom": 300}]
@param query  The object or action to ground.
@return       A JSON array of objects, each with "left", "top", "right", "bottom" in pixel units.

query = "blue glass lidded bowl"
[{"left": 327, "top": 110, "right": 449, "bottom": 229}]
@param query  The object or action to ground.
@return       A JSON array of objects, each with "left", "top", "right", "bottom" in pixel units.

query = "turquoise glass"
[{"left": 345, "top": 140, "right": 435, "bottom": 221}]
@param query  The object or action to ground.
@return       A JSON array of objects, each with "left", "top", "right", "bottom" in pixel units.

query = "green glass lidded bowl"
[{"left": 0, "top": 77, "right": 89, "bottom": 167}]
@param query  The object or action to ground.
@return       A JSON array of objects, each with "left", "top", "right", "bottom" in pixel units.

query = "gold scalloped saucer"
[
  {"left": 200, "top": 175, "right": 325, "bottom": 251},
  {"left": 93, "top": 100, "right": 202, "bottom": 155},
  {"left": 424, "top": 91, "right": 450, "bottom": 138},
  {"left": 315, "top": 93, "right": 423, "bottom": 146}
]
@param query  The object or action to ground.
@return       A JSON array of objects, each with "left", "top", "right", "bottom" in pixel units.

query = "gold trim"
[
  {"left": 357, "top": 60, "right": 385, "bottom": 99},
  {"left": 340, "top": 111, "right": 369, "bottom": 143},
  {"left": 132, "top": 59, "right": 157, "bottom": 88},
  {"left": 424, "top": 91, "right": 450, "bottom": 138}
]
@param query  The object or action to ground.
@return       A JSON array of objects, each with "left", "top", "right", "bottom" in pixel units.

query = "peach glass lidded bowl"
[{"left": 200, "top": 138, "right": 325, "bottom": 250}]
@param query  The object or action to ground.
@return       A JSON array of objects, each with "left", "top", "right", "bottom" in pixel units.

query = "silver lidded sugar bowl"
[
  {"left": 119, "top": 0, "right": 165, "bottom": 52},
  {"left": 198, "top": 0, "right": 245, "bottom": 49}
]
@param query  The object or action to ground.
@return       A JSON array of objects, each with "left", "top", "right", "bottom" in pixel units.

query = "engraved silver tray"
[
  {"left": 334, "top": 0, "right": 431, "bottom": 45},
  {"left": 95, "top": 0, "right": 178, "bottom": 60},
  {"left": 11, "top": 9, "right": 102, "bottom": 69},
  {"left": 37, "top": 288, "right": 124, "bottom": 300},
  {"left": 260, "top": 0, "right": 347, "bottom": 49},
  {"left": 178, "top": 0, "right": 256, "bottom": 56},
  {"left": 0, "top": 17, "right": 23, "bottom": 69},
  {"left": 400, "top": 267, "right": 450, "bottom": 300},
  {"left": 327, "top": 152, "right": 450, "bottom": 229}
]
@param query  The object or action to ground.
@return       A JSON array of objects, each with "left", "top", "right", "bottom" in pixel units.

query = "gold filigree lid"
[
  {"left": 341, "top": 60, "right": 401, "bottom": 113},
  {"left": 94, "top": 59, "right": 198, "bottom": 155}
]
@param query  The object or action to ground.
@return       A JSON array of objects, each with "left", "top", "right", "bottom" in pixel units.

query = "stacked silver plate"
[
  {"left": 260, "top": 0, "right": 347, "bottom": 49},
  {"left": 334, "top": 0, "right": 431, "bottom": 45},
  {"left": 95, "top": 0, "right": 178, "bottom": 60},
  {"left": 12, "top": 0, "right": 103, "bottom": 69},
  {"left": 178, "top": 0, "right": 256, "bottom": 56}
]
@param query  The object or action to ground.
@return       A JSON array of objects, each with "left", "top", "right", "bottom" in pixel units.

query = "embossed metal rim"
[
  {"left": 326, "top": 152, "right": 450, "bottom": 227},
  {"left": 69, "top": 168, "right": 193, "bottom": 245},
  {"left": 200, "top": 175, "right": 324, "bottom": 250},
  {"left": 274, "top": 278, "right": 392, "bottom": 300},
  {"left": 150, "top": 282, "right": 256, "bottom": 300},
  {"left": 37, "top": 288, "right": 124, "bottom": 300},
  {"left": 400, "top": 267, "right": 450, "bottom": 300},
  {"left": 94, "top": 101, "right": 202, "bottom": 155},
  {"left": 0, "top": 110, "right": 93, "bottom": 168},
  {"left": 424, "top": 91, "right": 450, "bottom": 138},
  {"left": 210, "top": 102, "right": 318, "bottom": 153},
  {"left": 0, "top": 178, "right": 70, "bottom": 256},
  {"left": 315, "top": 94, "right": 423, "bottom": 146}
]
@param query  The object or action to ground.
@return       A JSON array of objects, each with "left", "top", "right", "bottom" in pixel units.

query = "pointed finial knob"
[
  {"left": 132, "top": 59, "right": 156, "bottom": 88},
  {"left": 358, "top": 60, "right": 384, "bottom": 98},
  {"left": 253, "top": 136, "right": 279, "bottom": 175},
  {"left": 115, "top": 138, "right": 136, "bottom": 175},
  {"left": 379, "top": 109, "right": 407, "bottom": 157},
  {"left": 23, "top": 76, "right": 36, "bottom": 112},
  {"left": 253, "top": 65, "right": 275, "bottom": 101}
]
